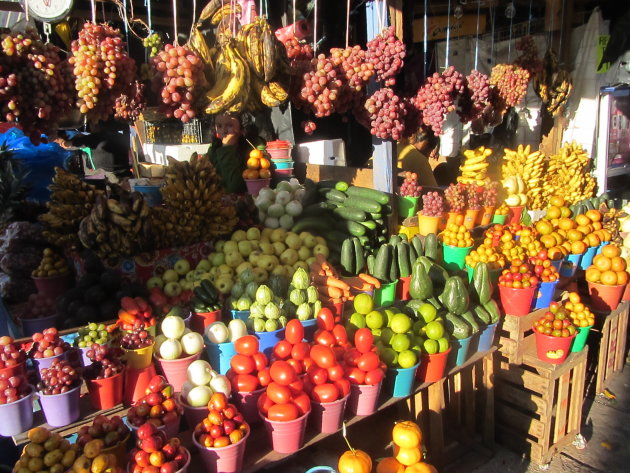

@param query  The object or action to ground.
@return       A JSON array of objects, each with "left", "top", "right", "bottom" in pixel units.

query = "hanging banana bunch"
[{"left": 533, "top": 49, "right": 573, "bottom": 116}]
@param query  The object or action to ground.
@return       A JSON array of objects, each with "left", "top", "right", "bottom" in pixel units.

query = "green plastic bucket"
[
  {"left": 571, "top": 325, "right": 592, "bottom": 352},
  {"left": 443, "top": 245, "right": 472, "bottom": 272}
]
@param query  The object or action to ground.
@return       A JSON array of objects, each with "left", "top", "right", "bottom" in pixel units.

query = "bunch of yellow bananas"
[
  {"left": 543, "top": 142, "right": 596, "bottom": 205},
  {"left": 534, "top": 50, "right": 573, "bottom": 116},
  {"left": 502, "top": 144, "right": 545, "bottom": 209},
  {"left": 457, "top": 146, "right": 492, "bottom": 185}
]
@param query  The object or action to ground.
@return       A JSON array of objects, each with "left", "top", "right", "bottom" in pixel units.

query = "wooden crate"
[
  {"left": 594, "top": 300, "right": 629, "bottom": 393},
  {"left": 495, "top": 335, "right": 587, "bottom": 465},
  {"left": 410, "top": 350, "right": 496, "bottom": 473},
  {"left": 498, "top": 308, "right": 547, "bottom": 364}
]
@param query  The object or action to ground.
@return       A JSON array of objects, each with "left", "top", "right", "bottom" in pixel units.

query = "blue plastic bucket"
[
  {"left": 550, "top": 259, "right": 563, "bottom": 272},
  {"left": 560, "top": 253, "right": 582, "bottom": 278},
  {"left": 595, "top": 243, "right": 605, "bottom": 256},
  {"left": 273, "top": 160, "right": 294, "bottom": 170},
  {"left": 134, "top": 185, "right": 163, "bottom": 207},
  {"left": 476, "top": 322, "right": 498, "bottom": 352},
  {"left": 447, "top": 335, "right": 472, "bottom": 368},
  {"left": 580, "top": 246, "right": 597, "bottom": 270},
  {"left": 204, "top": 340, "right": 236, "bottom": 375},
  {"left": 385, "top": 363, "right": 419, "bottom": 398},
  {"left": 300, "top": 319, "right": 317, "bottom": 342},
  {"left": 533, "top": 280, "right": 559, "bottom": 310},
  {"left": 231, "top": 310, "right": 250, "bottom": 322},
  {"left": 374, "top": 281, "right": 397, "bottom": 307},
  {"left": 250, "top": 328, "right": 285, "bottom": 358}
]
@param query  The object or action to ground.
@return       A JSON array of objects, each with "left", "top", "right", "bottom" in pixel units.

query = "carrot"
[
  {"left": 312, "top": 275, "right": 350, "bottom": 291},
  {"left": 317, "top": 286, "right": 344, "bottom": 299},
  {"left": 358, "top": 273, "right": 381, "bottom": 289}
]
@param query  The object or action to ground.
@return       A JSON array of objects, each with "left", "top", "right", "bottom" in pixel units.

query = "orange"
[
  {"left": 249, "top": 148, "right": 264, "bottom": 160},
  {"left": 547, "top": 206, "right": 561, "bottom": 219},
  {"left": 568, "top": 292, "right": 581, "bottom": 304},
  {"left": 550, "top": 195, "right": 565, "bottom": 207},
  {"left": 585, "top": 233, "right": 601, "bottom": 247},
  {"left": 600, "top": 270, "right": 618, "bottom": 286},
  {"left": 586, "top": 209, "right": 602, "bottom": 222},
  {"left": 571, "top": 241, "right": 587, "bottom": 254},
  {"left": 611, "top": 256, "right": 627, "bottom": 272},
  {"left": 392, "top": 421, "right": 422, "bottom": 449},
  {"left": 617, "top": 271, "right": 629, "bottom": 286},
  {"left": 601, "top": 244, "right": 620, "bottom": 258},
  {"left": 560, "top": 206, "right": 572, "bottom": 218},
  {"left": 558, "top": 218, "right": 575, "bottom": 231},
  {"left": 246, "top": 156, "right": 260, "bottom": 169},
  {"left": 593, "top": 255, "right": 612, "bottom": 271},
  {"left": 259, "top": 169, "right": 272, "bottom": 179},
  {"left": 404, "top": 463, "right": 438, "bottom": 473},
  {"left": 540, "top": 235, "right": 556, "bottom": 249},
  {"left": 585, "top": 267, "right": 601, "bottom": 283},
  {"left": 377, "top": 458, "right": 405, "bottom": 473},
  {"left": 259, "top": 157, "right": 270, "bottom": 169},
  {"left": 592, "top": 221, "right": 603, "bottom": 230},
  {"left": 567, "top": 229, "right": 584, "bottom": 242},
  {"left": 395, "top": 447, "right": 422, "bottom": 467},
  {"left": 600, "top": 229, "right": 612, "bottom": 241},
  {"left": 548, "top": 247, "right": 565, "bottom": 260},
  {"left": 535, "top": 220, "right": 553, "bottom": 235}
]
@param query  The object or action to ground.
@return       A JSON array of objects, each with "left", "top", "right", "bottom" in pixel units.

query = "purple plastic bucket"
[
  {"left": 262, "top": 410, "right": 310, "bottom": 453},
  {"left": 193, "top": 428, "right": 249, "bottom": 473},
  {"left": 310, "top": 395, "right": 348, "bottom": 433},
  {"left": 0, "top": 386, "right": 34, "bottom": 436},
  {"left": 33, "top": 351, "right": 68, "bottom": 376},
  {"left": 232, "top": 387, "right": 265, "bottom": 425},
  {"left": 20, "top": 314, "right": 58, "bottom": 337},
  {"left": 38, "top": 383, "right": 81, "bottom": 427},
  {"left": 347, "top": 381, "right": 381, "bottom": 416}
]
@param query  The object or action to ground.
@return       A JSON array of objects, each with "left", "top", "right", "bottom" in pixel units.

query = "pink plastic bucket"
[
  {"left": 261, "top": 410, "right": 310, "bottom": 453},
  {"left": 129, "top": 415, "right": 181, "bottom": 439},
  {"left": 193, "top": 427, "right": 249, "bottom": 473},
  {"left": 245, "top": 178, "right": 271, "bottom": 197},
  {"left": 179, "top": 395, "right": 209, "bottom": 429},
  {"left": 156, "top": 352, "right": 201, "bottom": 392},
  {"left": 347, "top": 381, "right": 381, "bottom": 416},
  {"left": 232, "top": 387, "right": 265, "bottom": 425},
  {"left": 33, "top": 273, "right": 71, "bottom": 299},
  {"left": 310, "top": 394, "right": 348, "bottom": 433}
]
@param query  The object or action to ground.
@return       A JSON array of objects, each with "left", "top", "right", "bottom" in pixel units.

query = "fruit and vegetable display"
[
  {"left": 310, "top": 255, "right": 379, "bottom": 304},
  {"left": 129, "top": 423, "right": 189, "bottom": 473},
  {"left": 126, "top": 376, "right": 181, "bottom": 429},
  {"left": 419, "top": 192, "right": 444, "bottom": 217},
  {"left": 225, "top": 335, "right": 269, "bottom": 393},
  {"left": 400, "top": 172, "right": 422, "bottom": 198},
  {"left": 543, "top": 142, "right": 596, "bottom": 206},
  {"left": 181, "top": 360, "right": 231, "bottom": 407},
  {"left": 14, "top": 428, "right": 79, "bottom": 473},
  {"left": 193, "top": 392, "right": 249, "bottom": 448},
  {"left": 440, "top": 223, "right": 474, "bottom": 248},
  {"left": 155, "top": 314, "right": 204, "bottom": 360},
  {"left": 247, "top": 284, "right": 287, "bottom": 332},
  {"left": 0, "top": 335, "right": 26, "bottom": 370},
  {"left": 242, "top": 147, "right": 272, "bottom": 180},
  {"left": 489, "top": 63, "right": 530, "bottom": 108},
  {"left": 37, "top": 359, "right": 80, "bottom": 395},
  {"left": 501, "top": 145, "right": 545, "bottom": 209},
  {"left": 561, "top": 293, "right": 596, "bottom": 328},
  {"left": 585, "top": 244, "right": 629, "bottom": 286},
  {"left": 533, "top": 308, "right": 577, "bottom": 338},
  {"left": 205, "top": 319, "right": 248, "bottom": 345}
]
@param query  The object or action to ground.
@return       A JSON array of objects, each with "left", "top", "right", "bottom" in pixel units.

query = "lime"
[
  {"left": 412, "top": 320, "right": 426, "bottom": 334},
  {"left": 423, "top": 321, "right": 445, "bottom": 340},
  {"left": 397, "top": 350, "right": 418, "bottom": 369},
  {"left": 349, "top": 312, "right": 366, "bottom": 329},
  {"left": 390, "top": 333, "right": 411, "bottom": 352},
  {"left": 354, "top": 293, "right": 374, "bottom": 315},
  {"left": 418, "top": 303, "right": 437, "bottom": 323},
  {"left": 413, "top": 335, "right": 426, "bottom": 348},
  {"left": 379, "top": 347, "right": 398, "bottom": 367},
  {"left": 437, "top": 337, "right": 449, "bottom": 353},
  {"left": 366, "top": 310, "right": 385, "bottom": 329},
  {"left": 380, "top": 327, "right": 394, "bottom": 345},
  {"left": 383, "top": 309, "right": 395, "bottom": 327},
  {"left": 390, "top": 313, "right": 412, "bottom": 334},
  {"left": 371, "top": 328, "right": 382, "bottom": 340},
  {"left": 423, "top": 339, "right": 439, "bottom": 355}
]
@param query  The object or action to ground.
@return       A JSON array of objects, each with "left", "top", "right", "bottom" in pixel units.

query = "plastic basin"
[
  {"left": 261, "top": 410, "right": 309, "bottom": 454},
  {"left": 443, "top": 245, "right": 472, "bottom": 272},
  {"left": 0, "top": 386, "right": 34, "bottom": 436},
  {"left": 86, "top": 370, "right": 124, "bottom": 410},
  {"left": 20, "top": 313, "right": 58, "bottom": 337},
  {"left": 580, "top": 246, "right": 597, "bottom": 270},
  {"left": 560, "top": 253, "right": 582, "bottom": 277},
  {"left": 417, "top": 348, "right": 451, "bottom": 383},
  {"left": 245, "top": 179, "right": 271, "bottom": 196},
  {"left": 588, "top": 282, "right": 625, "bottom": 313},
  {"left": 398, "top": 196, "right": 419, "bottom": 218},
  {"left": 447, "top": 336, "right": 472, "bottom": 368},
  {"left": 38, "top": 383, "right": 81, "bottom": 427},
  {"left": 499, "top": 285, "right": 537, "bottom": 316}
]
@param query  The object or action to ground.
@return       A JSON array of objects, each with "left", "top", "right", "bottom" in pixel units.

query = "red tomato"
[
  {"left": 343, "top": 348, "right": 361, "bottom": 366},
  {"left": 269, "top": 360, "right": 297, "bottom": 386},
  {"left": 310, "top": 345, "right": 336, "bottom": 368},
  {"left": 232, "top": 374, "right": 259, "bottom": 392},
  {"left": 252, "top": 352, "right": 268, "bottom": 371},
  {"left": 288, "top": 379, "right": 304, "bottom": 395},
  {"left": 230, "top": 354, "right": 256, "bottom": 375},
  {"left": 234, "top": 335, "right": 259, "bottom": 356},
  {"left": 327, "top": 364, "right": 345, "bottom": 382},
  {"left": 292, "top": 392, "right": 311, "bottom": 416},
  {"left": 364, "top": 368, "right": 385, "bottom": 386},
  {"left": 303, "top": 357, "right": 315, "bottom": 372},
  {"left": 332, "top": 324, "right": 348, "bottom": 345},
  {"left": 307, "top": 365, "right": 328, "bottom": 385},
  {"left": 346, "top": 367, "right": 366, "bottom": 385},
  {"left": 273, "top": 340, "right": 293, "bottom": 360},
  {"left": 258, "top": 368, "right": 272, "bottom": 387},
  {"left": 302, "top": 376, "right": 315, "bottom": 395},
  {"left": 354, "top": 328, "right": 374, "bottom": 354},
  {"left": 286, "top": 358, "right": 304, "bottom": 375},
  {"left": 285, "top": 319, "right": 305, "bottom": 344},
  {"left": 257, "top": 392, "right": 274, "bottom": 416},
  {"left": 334, "top": 378, "right": 351, "bottom": 397},
  {"left": 225, "top": 369, "right": 237, "bottom": 383},
  {"left": 267, "top": 382, "right": 291, "bottom": 404},
  {"left": 312, "top": 383, "right": 339, "bottom": 403},
  {"left": 316, "top": 308, "right": 335, "bottom": 331},
  {"left": 314, "top": 329, "right": 336, "bottom": 347},
  {"left": 267, "top": 402, "right": 299, "bottom": 422},
  {"left": 332, "top": 346, "right": 346, "bottom": 362},
  {"left": 290, "top": 341, "right": 310, "bottom": 361},
  {"left": 357, "top": 352, "right": 380, "bottom": 372}
]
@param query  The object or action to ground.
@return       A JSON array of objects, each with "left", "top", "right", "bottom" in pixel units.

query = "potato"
[
  {"left": 61, "top": 449, "right": 76, "bottom": 467},
  {"left": 44, "top": 433, "right": 61, "bottom": 451}
]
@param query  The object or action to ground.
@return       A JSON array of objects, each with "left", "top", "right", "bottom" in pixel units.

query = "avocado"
[
  {"left": 67, "top": 299, "right": 83, "bottom": 317},
  {"left": 62, "top": 317, "right": 78, "bottom": 329},
  {"left": 56, "top": 294, "right": 71, "bottom": 313},
  {"left": 76, "top": 305, "right": 99, "bottom": 326},
  {"left": 100, "top": 271, "right": 121, "bottom": 292},
  {"left": 64, "top": 287, "right": 83, "bottom": 302},
  {"left": 84, "top": 285, "right": 106, "bottom": 305}
]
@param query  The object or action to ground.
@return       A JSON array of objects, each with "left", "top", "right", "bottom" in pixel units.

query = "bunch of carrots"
[{"left": 310, "top": 255, "right": 381, "bottom": 304}]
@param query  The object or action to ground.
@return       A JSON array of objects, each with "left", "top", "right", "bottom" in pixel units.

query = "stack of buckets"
[{"left": 266, "top": 140, "right": 293, "bottom": 179}]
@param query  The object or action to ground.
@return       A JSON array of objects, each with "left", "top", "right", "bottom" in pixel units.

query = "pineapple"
[{"left": 0, "top": 146, "right": 29, "bottom": 230}]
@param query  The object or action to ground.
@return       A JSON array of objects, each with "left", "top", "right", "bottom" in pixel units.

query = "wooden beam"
[{"left": 0, "top": 1, "right": 23, "bottom": 13}]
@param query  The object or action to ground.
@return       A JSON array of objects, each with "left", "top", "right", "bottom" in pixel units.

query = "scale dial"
[{"left": 23, "top": 0, "right": 74, "bottom": 23}]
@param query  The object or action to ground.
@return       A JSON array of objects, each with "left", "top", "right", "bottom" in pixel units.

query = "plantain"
[
  {"left": 260, "top": 20, "right": 278, "bottom": 82},
  {"left": 198, "top": 0, "right": 222, "bottom": 22},
  {"left": 205, "top": 42, "right": 249, "bottom": 114},
  {"left": 210, "top": 3, "right": 242, "bottom": 25}
]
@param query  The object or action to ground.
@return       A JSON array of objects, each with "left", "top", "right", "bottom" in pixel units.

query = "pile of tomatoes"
[
  {"left": 257, "top": 359, "right": 312, "bottom": 422},
  {"left": 226, "top": 335, "right": 270, "bottom": 393}
]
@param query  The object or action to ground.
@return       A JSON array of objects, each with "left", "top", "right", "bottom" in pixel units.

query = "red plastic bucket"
[
  {"left": 508, "top": 206, "right": 524, "bottom": 225},
  {"left": 347, "top": 381, "right": 381, "bottom": 416},
  {"left": 123, "top": 364, "right": 157, "bottom": 406},
  {"left": 261, "top": 410, "right": 310, "bottom": 453},
  {"left": 588, "top": 282, "right": 626, "bottom": 313},
  {"left": 245, "top": 178, "right": 271, "bottom": 197},
  {"left": 535, "top": 331, "right": 576, "bottom": 364},
  {"left": 232, "top": 387, "right": 265, "bottom": 425},
  {"left": 193, "top": 428, "right": 249, "bottom": 473},
  {"left": 191, "top": 310, "right": 221, "bottom": 335},
  {"left": 397, "top": 276, "right": 411, "bottom": 301},
  {"left": 32, "top": 273, "right": 71, "bottom": 299},
  {"left": 179, "top": 395, "right": 209, "bottom": 429},
  {"left": 417, "top": 348, "right": 451, "bottom": 383},
  {"left": 499, "top": 285, "right": 537, "bottom": 316},
  {"left": 623, "top": 282, "right": 630, "bottom": 302},
  {"left": 310, "top": 394, "right": 348, "bottom": 434},
  {"left": 156, "top": 352, "right": 201, "bottom": 393},
  {"left": 86, "top": 370, "right": 124, "bottom": 410}
]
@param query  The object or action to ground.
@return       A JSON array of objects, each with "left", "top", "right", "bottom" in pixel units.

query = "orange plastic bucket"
[{"left": 588, "top": 282, "right": 625, "bottom": 313}]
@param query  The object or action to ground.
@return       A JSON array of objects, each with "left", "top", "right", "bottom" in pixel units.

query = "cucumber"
[
  {"left": 333, "top": 206, "right": 368, "bottom": 222},
  {"left": 292, "top": 217, "right": 335, "bottom": 234},
  {"left": 397, "top": 242, "right": 411, "bottom": 277},
  {"left": 389, "top": 244, "right": 400, "bottom": 282},
  {"left": 370, "top": 212, "right": 382, "bottom": 220},
  {"left": 408, "top": 244, "right": 418, "bottom": 268},
  {"left": 373, "top": 244, "right": 391, "bottom": 281},
  {"left": 399, "top": 233, "right": 408, "bottom": 241},
  {"left": 389, "top": 235, "right": 401, "bottom": 246},
  {"left": 325, "top": 189, "right": 347, "bottom": 204},
  {"left": 353, "top": 237, "right": 366, "bottom": 274},
  {"left": 337, "top": 220, "right": 366, "bottom": 236},
  {"left": 381, "top": 204, "right": 393, "bottom": 215},
  {"left": 357, "top": 235, "right": 370, "bottom": 246},
  {"left": 359, "top": 220, "right": 377, "bottom": 230},
  {"left": 341, "top": 238, "right": 356, "bottom": 275},
  {"left": 346, "top": 186, "right": 390, "bottom": 205},
  {"left": 367, "top": 254, "right": 376, "bottom": 275},
  {"left": 424, "top": 233, "right": 439, "bottom": 261},
  {"left": 410, "top": 235, "right": 424, "bottom": 257},
  {"left": 344, "top": 196, "right": 382, "bottom": 213},
  {"left": 374, "top": 219, "right": 385, "bottom": 226},
  {"left": 301, "top": 202, "right": 335, "bottom": 218},
  {"left": 335, "top": 181, "right": 349, "bottom": 192}
]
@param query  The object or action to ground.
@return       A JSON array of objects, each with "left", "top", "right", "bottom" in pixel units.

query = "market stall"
[{"left": 1, "top": 1, "right": 630, "bottom": 473}]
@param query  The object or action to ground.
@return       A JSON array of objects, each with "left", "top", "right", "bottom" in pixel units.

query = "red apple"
[
  {"left": 223, "top": 420, "right": 236, "bottom": 435},
  {"left": 222, "top": 405, "right": 237, "bottom": 420},
  {"left": 209, "top": 424, "right": 224, "bottom": 439},
  {"left": 134, "top": 449, "right": 151, "bottom": 467},
  {"left": 147, "top": 375, "right": 166, "bottom": 394},
  {"left": 146, "top": 392, "right": 163, "bottom": 407},
  {"left": 137, "top": 422, "right": 158, "bottom": 440},
  {"left": 149, "top": 405, "right": 164, "bottom": 418}
]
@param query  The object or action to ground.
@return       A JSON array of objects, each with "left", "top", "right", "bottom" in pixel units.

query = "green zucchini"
[
  {"left": 389, "top": 243, "right": 400, "bottom": 282},
  {"left": 353, "top": 237, "right": 366, "bottom": 274},
  {"left": 367, "top": 254, "right": 376, "bottom": 275},
  {"left": 359, "top": 220, "right": 377, "bottom": 230},
  {"left": 344, "top": 196, "right": 382, "bottom": 213},
  {"left": 370, "top": 212, "right": 382, "bottom": 220},
  {"left": 333, "top": 206, "right": 368, "bottom": 222},
  {"left": 337, "top": 220, "right": 366, "bottom": 236},
  {"left": 325, "top": 189, "right": 347, "bottom": 204},
  {"left": 472, "top": 305, "right": 491, "bottom": 325},
  {"left": 340, "top": 238, "right": 355, "bottom": 275},
  {"left": 410, "top": 235, "right": 424, "bottom": 258},
  {"left": 317, "top": 180, "right": 338, "bottom": 189},
  {"left": 399, "top": 233, "right": 408, "bottom": 241},
  {"left": 346, "top": 186, "right": 390, "bottom": 205},
  {"left": 424, "top": 233, "right": 439, "bottom": 261},
  {"left": 389, "top": 235, "right": 401, "bottom": 246},
  {"left": 408, "top": 244, "right": 418, "bottom": 268},
  {"left": 292, "top": 217, "right": 335, "bottom": 234},
  {"left": 461, "top": 310, "right": 480, "bottom": 334}
]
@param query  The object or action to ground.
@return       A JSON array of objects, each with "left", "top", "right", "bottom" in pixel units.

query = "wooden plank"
[
  {"left": 447, "top": 371, "right": 462, "bottom": 428},
  {"left": 428, "top": 380, "right": 445, "bottom": 470},
  {"left": 495, "top": 382, "right": 547, "bottom": 416},
  {"left": 462, "top": 367, "right": 475, "bottom": 436},
  {"left": 481, "top": 354, "right": 495, "bottom": 448},
  {"left": 496, "top": 424, "right": 543, "bottom": 463},
  {"left": 553, "top": 371, "right": 571, "bottom": 443},
  {"left": 615, "top": 305, "right": 629, "bottom": 372},
  {"left": 496, "top": 366, "right": 548, "bottom": 394},
  {"left": 495, "top": 402, "right": 546, "bottom": 439},
  {"left": 596, "top": 314, "right": 611, "bottom": 393},
  {"left": 568, "top": 352, "right": 586, "bottom": 434}
]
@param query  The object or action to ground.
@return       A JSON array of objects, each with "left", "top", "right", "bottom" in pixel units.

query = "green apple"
[
  {"left": 209, "top": 252, "right": 225, "bottom": 267},
  {"left": 272, "top": 242, "right": 286, "bottom": 256},
  {"left": 348, "top": 312, "right": 366, "bottom": 330},
  {"left": 146, "top": 276, "right": 163, "bottom": 290},
  {"left": 365, "top": 310, "right": 384, "bottom": 329},
  {"left": 196, "top": 260, "right": 211, "bottom": 272},
  {"left": 286, "top": 233, "right": 302, "bottom": 250},
  {"left": 300, "top": 232, "right": 317, "bottom": 248},
  {"left": 423, "top": 321, "right": 445, "bottom": 340},
  {"left": 259, "top": 242, "right": 274, "bottom": 255},
  {"left": 225, "top": 251, "right": 244, "bottom": 268},
  {"left": 313, "top": 244, "right": 329, "bottom": 258},
  {"left": 390, "top": 313, "right": 412, "bottom": 334},
  {"left": 297, "top": 246, "right": 311, "bottom": 261},
  {"left": 397, "top": 349, "right": 418, "bottom": 369},
  {"left": 238, "top": 240, "right": 253, "bottom": 257},
  {"left": 390, "top": 333, "right": 410, "bottom": 353},
  {"left": 215, "top": 240, "right": 226, "bottom": 252},
  {"left": 280, "top": 248, "right": 298, "bottom": 266},
  {"left": 223, "top": 241, "right": 238, "bottom": 254},
  {"left": 162, "top": 269, "right": 179, "bottom": 283},
  {"left": 163, "top": 281, "right": 182, "bottom": 297},
  {"left": 246, "top": 227, "right": 261, "bottom": 241}
]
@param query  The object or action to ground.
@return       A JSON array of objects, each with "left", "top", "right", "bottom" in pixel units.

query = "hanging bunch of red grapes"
[{"left": 489, "top": 63, "right": 530, "bottom": 108}]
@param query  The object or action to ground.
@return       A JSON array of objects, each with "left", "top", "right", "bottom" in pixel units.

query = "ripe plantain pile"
[
  {"left": 40, "top": 168, "right": 103, "bottom": 249},
  {"left": 457, "top": 146, "right": 492, "bottom": 185},
  {"left": 150, "top": 154, "right": 238, "bottom": 248},
  {"left": 78, "top": 191, "right": 151, "bottom": 260},
  {"left": 543, "top": 142, "right": 596, "bottom": 205},
  {"left": 502, "top": 144, "right": 546, "bottom": 210},
  {"left": 189, "top": 1, "right": 289, "bottom": 115},
  {"left": 534, "top": 49, "right": 572, "bottom": 116}
]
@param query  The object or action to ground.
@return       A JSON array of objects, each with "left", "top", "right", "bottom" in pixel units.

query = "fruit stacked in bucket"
[
  {"left": 117, "top": 296, "right": 157, "bottom": 333},
  {"left": 258, "top": 359, "right": 311, "bottom": 421},
  {"left": 528, "top": 250, "right": 560, "bottom": 282},
  {"left": 129, "top": 423, "right": 189, "bottom": 473},
  {"left": 14, "top": 427, "right": 79, "bottom": 473},
  {"left": 440, "top": 222, "right": 474, "bottom": 248},
  {"left": 194, "top": 392, "right": 250, "bottom": 448},
  {"left": 242, "top": 147, "right": 271, "bottom": 180},
  {"left": 400, "top": 172, "right": 422, "bottom": 198},
  {"left": 28, "top": 328, "right": 71, "bottom": 360},
  {"left": 32, "top": 248, "right": 70, "bottom": 278},
  {"left": 0, "top": 335, "right": 26, "bottom": 373},
  {"left": 561, "top": 294, "right": 595, "bottom": 328},
  {"left": 84, "top": 344, "right": 124, "bottom": 380},
  {"left": 37, "top": 358, "right": 80, "bottom": 395},
  {"left": 156, "top": 314, "right": 205, "bottom": 361},
  {"left": 465, "top": 243, "right": 506, "bottom": 270},
  {"left": 127, "top": 375, "right": 182, "bottom": 429},
  {"left": 72, "top": 437, "right": 124, "bottom": 473},
  {"left": 532, "top": 307, "right": 577, "bottom": 363},
  {"left": 0, "top": 371, "right": 30, "bottom": 405},
  {"left": 77, "top": 414, "right": 130, "bottom": 451},
  {"left": 226, "top": 335, "right": 269, "bottom": 393},
  {"left": 498, "top": 260, "right": 539, "bottom": 290},
  {"left": 375, "top": 421, "right": 437, "bottom": 472},
  {"left": 343, "top": 328, "right": 386, "bottom": 387}
]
